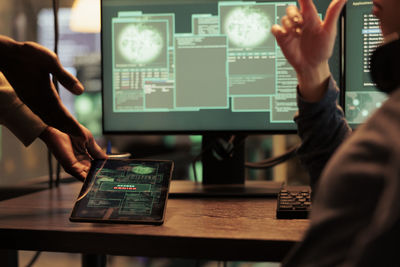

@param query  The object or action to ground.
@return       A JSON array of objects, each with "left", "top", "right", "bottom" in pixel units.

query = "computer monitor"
[
  {"left": 344, "top": 0, "right": 386, "bottom": 127},
  {"left": 101, "top": 0, "right": 341, "bottom": 189}
]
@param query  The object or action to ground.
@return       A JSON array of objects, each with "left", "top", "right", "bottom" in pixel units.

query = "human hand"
[
  {"left": 39, "top": 125, "right": 107, "bottom": 181},
  {"left": 271, "top": 0, "right": 346, "bottom": 102},
  {"left": 0, "top": 36, "right": 85, "bottom": 138}
]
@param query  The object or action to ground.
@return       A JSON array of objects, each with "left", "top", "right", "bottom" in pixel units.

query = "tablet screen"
[{"left": 70, "top": 158, "right": 174, "bottom": 224}]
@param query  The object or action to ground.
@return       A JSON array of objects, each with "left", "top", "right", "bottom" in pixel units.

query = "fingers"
[
  {"left": 298, "top": 0, "right": 319, "bottom": 19},
  {"left": 26, "top": 41, "right": 85, "bottom": 95},
  {"left": 44, "top": 81, "right": 85, "bottom": 138},
  {"left": 287, "top": 5, "right": 303, "bottom": 26},
  {"left": 71, "top": 134, "right": 90, "bottom": 155},
  {"left": 65, "top": 161, "right": 90, "bottom": 182},
  {"left": 67, "top": 131, "right": 106, "bottom": 181},
  {"left": 84, "top": 129, "right": 108, "bottom": 159},
  {"left": 39, "top": 95, "right": 85, "bottom": 138},
  {"left": 64, "top": 146, "right": 93, "bottom": 181},
  {"left": 271, "top": 5, "right": 303, "bottom": 38},
  {"left": 11, "top": 42, "right": 86, "bottom": 138},
  {"left": 13, "top": 74, "right": 85, "bottom": 138},
  {"left": 73, "top": 171, "right": 85, "bottom": 182},
  {"left": 271, "top": 7, "right": 303, "bottom": 47},
  {"left": 271, "top": 24, "right": 287, "bottom": 44},
  {"left": 87, "top": 137, "right": 108, "bottom": 159},
  {"left": 282, "top": 15, "right": 302, "bottom": 36},
  {"left": 323, "top": 0, "right": 347, "bottom": 34},
  {"left": 70, "top": 126, "right": 107, "bottom": 160},
  {"left": 66, "top": 149, "right": 91, "bottom": 181},
  {"left": 52, "top": 60, "right": 84, "bottom": 95}
]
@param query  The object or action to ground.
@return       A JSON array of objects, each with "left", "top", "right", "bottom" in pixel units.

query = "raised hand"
[
  {"left": 271, "top": 0, "right": 346, "bottom": 102},
  {"left": 0, "top": 36, "right": 85, "bottom": 138}
]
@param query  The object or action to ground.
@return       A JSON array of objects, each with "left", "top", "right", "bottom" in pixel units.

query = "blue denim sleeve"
[{"left": 294, "top": 77, "right": 352, "bottom": 190}]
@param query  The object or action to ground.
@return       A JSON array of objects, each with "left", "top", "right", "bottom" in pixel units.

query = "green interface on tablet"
[{"left": 70, "top": 159, "right": 174, "bottom": 224}]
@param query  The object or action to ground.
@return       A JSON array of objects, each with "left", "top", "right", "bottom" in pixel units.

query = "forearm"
[
  {"left": 1, "top": 102, "right": 48, "bottom": 146},
  {"left": 0, "top": 72, "right": 47, "bottom": 146},
  {"left": 297, "top": 61, "right": 331, "bottom": 103},
  {"left": 295, "top": 77, "right": 352, "bottom": 190}
]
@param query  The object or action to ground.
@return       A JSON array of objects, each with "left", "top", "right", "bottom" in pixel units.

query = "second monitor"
[{"left": 344, "top": 0, "right": 386, "bottom": 127}]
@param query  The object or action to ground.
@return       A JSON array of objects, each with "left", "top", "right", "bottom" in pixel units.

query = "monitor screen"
[
  {"left": 344, "top": 0, "right": 386, "bottom": 127},
  {"left": 101, "top": 0, "right": 340, "bottom": 134}
]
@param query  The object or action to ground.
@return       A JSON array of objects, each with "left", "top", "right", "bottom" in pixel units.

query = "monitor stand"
[{"left": 169, "top": 134, "right": 283, "bottom": 197}]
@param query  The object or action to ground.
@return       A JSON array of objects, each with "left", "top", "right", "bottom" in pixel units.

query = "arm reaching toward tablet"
[{"left": 0, "top": 35, "right": 107, "bottom": 181}]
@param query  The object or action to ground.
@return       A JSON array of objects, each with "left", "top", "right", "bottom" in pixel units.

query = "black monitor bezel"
[{"left": 100, "top": 0, "right": 343, "bottom": 136}]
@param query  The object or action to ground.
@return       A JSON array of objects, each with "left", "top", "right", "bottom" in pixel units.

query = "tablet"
[{"left": 70, "top": 158, "right": 174, "bottom": 225}]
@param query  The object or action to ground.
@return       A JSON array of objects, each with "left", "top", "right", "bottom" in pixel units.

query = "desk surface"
[{"left": 0, "top": 181, "right": 309, "bottom": 262}]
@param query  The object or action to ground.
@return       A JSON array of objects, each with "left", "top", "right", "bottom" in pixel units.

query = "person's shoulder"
[
  {"left": 329, "top": 87, "right": 400, "bottom": 170},
  {"left": 318, "top": 89, "right": 400, "bottom": 185},
  {"left": 363, "top": 88, "right": 400, "bottom": 135}
]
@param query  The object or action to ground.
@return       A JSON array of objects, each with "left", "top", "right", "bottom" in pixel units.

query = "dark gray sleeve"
[
  {"left": 284, "top": 87, "right": 400, "bottom": 267},
  {"left": 294, "top": 77, "right": 352, "bottom": 190}
]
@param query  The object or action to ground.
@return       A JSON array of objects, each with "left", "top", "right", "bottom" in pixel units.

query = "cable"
[
  {"left": 25, "top": 251, "right": 41, "bottom": 267},
  {"left": 32, "top": 1, "right": 60, "bottom": 266},
  {"left": 52, "top": 0, "right": 59, "bottom": 55},
  {"left": 47, "top": 150, "right": 53, "bottom": 188},
  {"left": 191, "top": 136, "right": 300, "bottom": 179},
  {"left": 245, "top": 144, "right": 299, "bottom": 169},
  {"left": 52, "top": 0, "right": 62, "bottom": 187},
  {"left": 247, "top": 144, "right": 298, "bottom": 166},
  {"left": 190, "top": 135, "right": 298, "bottom": 180},
  {"left": 56, "top": 161, "right": 61, "bottom": 187}
]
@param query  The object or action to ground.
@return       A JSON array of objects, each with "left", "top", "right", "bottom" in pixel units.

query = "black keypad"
[{"left": 276, "top": 187, "right": 312, "bottom": 219}]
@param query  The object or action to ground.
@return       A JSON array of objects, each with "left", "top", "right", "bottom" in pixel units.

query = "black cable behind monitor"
[
  {"left": 245, "top": 144, "right": 299, "bottom": 169},
  {"left": 191, "top": 135, "right": 299, "bottom": 182}
]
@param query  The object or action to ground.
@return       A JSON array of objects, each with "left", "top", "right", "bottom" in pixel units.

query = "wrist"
[
  {"left": 39, "top": 126, "right": 53, "bottom": 144},
  {"left": 297, "top": 62, "right": 331, "bottom": 103}
]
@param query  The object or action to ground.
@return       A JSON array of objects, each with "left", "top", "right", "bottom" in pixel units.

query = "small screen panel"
[
  {"left": 70, "top": 159, "right": 174, "bottom": 224},
  {"left": 345, "top": 0, "right": 386, "bottom": 127},
  {"left": 102, "top": 0, "right": 340, "bottom": 133}
]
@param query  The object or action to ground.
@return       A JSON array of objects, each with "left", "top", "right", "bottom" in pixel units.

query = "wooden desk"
[{"left": 0, "top": 181, "right": 309, "bottom": 263}]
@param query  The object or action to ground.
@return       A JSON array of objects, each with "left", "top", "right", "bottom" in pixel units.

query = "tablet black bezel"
[{"left": 70, "top": 158, "right": 174, "bottom": 225}]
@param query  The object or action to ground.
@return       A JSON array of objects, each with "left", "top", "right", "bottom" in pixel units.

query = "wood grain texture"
[{"left": 0, "top": 181, "right": 309, "bottom": 261}]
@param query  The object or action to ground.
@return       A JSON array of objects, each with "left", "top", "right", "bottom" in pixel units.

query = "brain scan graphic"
[
  {"left": 224, "top": 7, "right": 271, "bottom": 48},
  {"left": 118, "top": 24, "right": 163, "bottom": 64},
  {"left": 132, "top": 166, "right": 155, "bottom": 175}
]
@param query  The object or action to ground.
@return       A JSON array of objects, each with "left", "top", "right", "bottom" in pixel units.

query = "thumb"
[
  {"left": 26, "top": 41, "right": 85, "bottom": 95},
  {"left": 87, "top": 136, "right": 108, "bottom": 159},
  {"left": 323, "top": 0, "right": 347, "bottom": 34},
  {"left": 77, "top": 126, "right": 108, "bottom": 159},
  {"left": 52, "top": 60, "right": 85, "bottom": 95}
]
